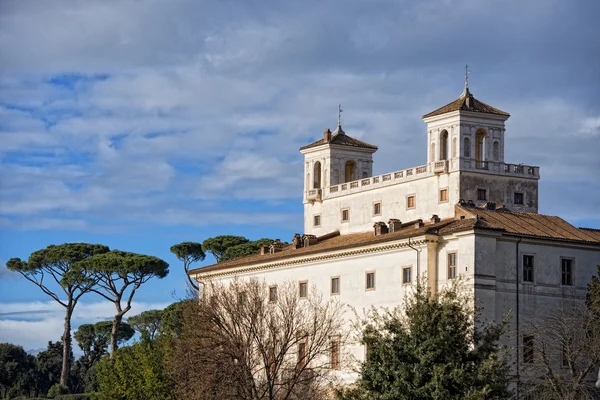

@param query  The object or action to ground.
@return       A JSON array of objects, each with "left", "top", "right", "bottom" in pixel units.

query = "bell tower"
[
  {"left": 422, "top": 67, "right": 539, "bottom": 212},
  {"left": 300, "top": 107, "right": 378, "bottom": 204}
]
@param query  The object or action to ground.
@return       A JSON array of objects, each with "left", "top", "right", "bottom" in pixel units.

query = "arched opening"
[
  {"left": 493, "top": 141, "right": 499, "bottom": 161},
  {"left": 440, "top": 130, "right": 449, "bottom": 160},
  {"left": 452, "top": 137, "right": 457, "bottom": 158},
  {"left": 475, "top": 129, "right": 486, "bottom": 161},
  {"left": 464, "top": 137, "right": 471, "bottom": 158},
  {"left": 344, "top": 161, "right": 357, "bottom": 183},
  {"left": 430, "top": 143, "right": 436, "bottom": 162},
  {"left": 313, "top": 161, "right": 321, "bottom": 189}
]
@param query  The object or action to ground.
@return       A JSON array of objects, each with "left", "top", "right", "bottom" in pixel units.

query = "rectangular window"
[
  {"left": 373, "top": 202, "right": 381, "bottom": 216},
  {"left": 298, "top": 342, "right": 307, "bottom": 367},
  {"left": 269, "top": 286, "right": 278, "bottom": 302},
  {"left": 407, "top": 195, "right": 416, "bottom": 209},
  {"left": 439, "top": 189, "right": 448, "bottom": 202},
  {"left": 448, "top": 253, "right": 457, "bottom": 279},
  {"left": 523, "top": 334, "right": 534, "bottom": 363},
  {"left": 477, "top": 188, "right": 487, "bottom": 201},
  {"left": 331, "top": 277, "right": 340, "bottom": 295},
  {"left": 403, "top": 267, "right": 412, "bottom": 284},
  {"left": 514, "top": 192, "right": 524, "bottom": 205},
  {"left": 313, "top": 215, "right": 321, "bottom": 227},
  {"left": 341, "top": 209, "right": 349, "bottom": 222},
  {"left": 366, "top": 272, "right": 375, "bottom": 290},
  {"left": 299, "top": 281, "right": 308, "bottom": 298},
  {"left": 523, "top": 255, "right": 534, "bottom": 282},
  {"left": 561, "top": 259, "right": 573, "bottom": 286},
  {"left": 330, "top": 339, "right": 340, "bottom": 369}
]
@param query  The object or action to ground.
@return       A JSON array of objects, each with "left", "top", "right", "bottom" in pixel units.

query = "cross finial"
[
  {"left": 338, "top": 104, "right": 343, "bottom": 126},
  {"left": 465, "top": 64, "right": 470, "bottom": 89}
]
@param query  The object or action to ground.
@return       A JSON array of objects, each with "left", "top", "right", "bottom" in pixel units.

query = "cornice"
[{"left": 194, "top": 237, "right": 433, "bottom": 280}]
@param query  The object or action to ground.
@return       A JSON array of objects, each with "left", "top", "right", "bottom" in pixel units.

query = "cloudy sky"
[{"left": 1, "top": 0, "right": 599, "bottom": 351}]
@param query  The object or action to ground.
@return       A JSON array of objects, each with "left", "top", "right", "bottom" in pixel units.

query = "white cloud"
[
  {"left": 0, "top": 0, "right": 598, "bottom": 233},
  {"left": 0, "top": 300, "right": 170, "bottom": 352}
]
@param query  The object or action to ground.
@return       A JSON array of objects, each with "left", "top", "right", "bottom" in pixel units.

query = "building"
[{"left": 189, "top": 79, "right": 600, "bottom": 386}]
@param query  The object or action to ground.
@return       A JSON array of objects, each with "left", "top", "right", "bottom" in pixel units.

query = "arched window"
[
  {"left": 440, "top": 130, "right": 449, "bottom": 160},
  {"left": 313, "top": 161, "right": 321, "bottom": 189},
  {"left": 430, "top": 143, "right": 436, "bottom": 162},
  {"left": 344, "top": 161, "right": 357, "bottom": 183},
  {"left": 464, "top": 137, "right": 471, "bottom": 158},
  {"left": 493, "top": 141, "right": 499, "bottom": 161},
  {"left": 452, "top": 137, "right": 457, "bottom": 158},
  {"left": 475, "top": 129, "right": 486, "bottom": 161}
]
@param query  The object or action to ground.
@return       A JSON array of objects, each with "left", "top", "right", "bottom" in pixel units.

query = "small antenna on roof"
[{"left": 338, "top": 104, "right": 343, "bottom": 127}]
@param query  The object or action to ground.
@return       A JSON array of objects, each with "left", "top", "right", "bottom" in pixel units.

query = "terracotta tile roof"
[
  {"left": 189, "top": 218, "right": 506, "bottom": 275},
  {"left": 422, "top": 93, "right": 510, "bottom": 119},
  {"left": 579, "top": 227, "right": 600, "bottom": 242},
  {"left": 299, "top": 131, "right": 378, "bottom": 151},
  {"left": 189, "top": 208, "right": 600, "bottom": 276},
  {"left": 458, "top": 206, "right": 600, "bottom": 243}
]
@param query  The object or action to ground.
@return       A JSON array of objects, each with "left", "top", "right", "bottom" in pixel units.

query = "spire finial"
[
  {"left": 338, "top": 104, "right": 343, "bottom": 127},
  {"left": 460, "top": 65, "right": 471, "bottom": 98}
]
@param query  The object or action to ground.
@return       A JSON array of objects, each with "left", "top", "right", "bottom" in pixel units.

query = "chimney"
[
  {"left": 430, "top": 214, "right": 440, "bottom": 224},
  {"left": 292, "top": 233, "right": 303, "bottom": 249},
  {"left": 415, "top": 219, "right": 424, "bottom": 229},
  {"left": 269, "top": 239, "right": 283, "bottom": 254},
  {"left": 373, "top": 222, "right": 388, "bottom": 236},
  {"left": 465, "top": 93, "right": 473, "bottom": 108},
  {"left": 388, "top": 219, "right": 402, "bottom": 232},
  {"left": 260, "top": 245, "right": 270, "bottom": 255},
  {"left": 302, "top": 234, "right": 318, "bottom": 247},
  {"left": 324, "top": 128, "right": 332, "bottom": 142}
]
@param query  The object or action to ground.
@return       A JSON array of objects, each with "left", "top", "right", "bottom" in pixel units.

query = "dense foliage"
[
  {"left": 338, "top": 282, "right": 511, "bottom": 400},
  {"left": 95, "top": 338, "right": 173, "bottom": 400},
  {"left": 201, "top": 235, "right": 249, "bottom": 262}
]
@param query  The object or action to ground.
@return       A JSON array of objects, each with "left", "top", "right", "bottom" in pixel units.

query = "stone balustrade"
[{"left": 304, "top": 159, "right": 540, "bottom": 201}]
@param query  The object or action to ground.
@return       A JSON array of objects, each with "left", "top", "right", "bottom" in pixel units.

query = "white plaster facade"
[{"left": 190, "top": 87, "right": 600, "bottom": 390}]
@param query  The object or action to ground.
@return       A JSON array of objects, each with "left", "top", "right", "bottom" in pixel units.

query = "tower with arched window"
[
  {"left": 300, "top": 118, "right": 377, "bottom": 205},
  {"left": 423, "top": 85, "right": 510, "bottom": 170}
]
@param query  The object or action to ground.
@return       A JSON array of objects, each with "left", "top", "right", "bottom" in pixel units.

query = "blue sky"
[{"left": 1, "top": 0, "right": 599, "bottom": 351}]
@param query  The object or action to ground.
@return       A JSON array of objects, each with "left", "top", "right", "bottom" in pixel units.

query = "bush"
[{"left": 47, "top": 383, "right": 69, "bottom": 398}]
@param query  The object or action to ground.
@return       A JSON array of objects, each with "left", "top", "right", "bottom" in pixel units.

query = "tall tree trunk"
[
  {"left": 110, "top": 313, "right": 123, "bottom": 359},
  {"left": 61, "top": 305, "right": 73, "bottom": 388}
]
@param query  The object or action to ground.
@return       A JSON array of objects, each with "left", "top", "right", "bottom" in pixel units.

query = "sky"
[{"left": 0, "top": 0, "right": 599, "bottom": 352}]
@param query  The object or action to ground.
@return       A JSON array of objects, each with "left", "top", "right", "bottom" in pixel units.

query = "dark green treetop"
[
  {"left": 221, "top": 238, "right": 274, "bottom": 262},
  {"left": 339, "top": 281, "right": 511, "bottom": 400},
  {"left": 127, "top": 309, "right": 164, "bottom": 341},
  {"left": 75, "top": 250, "right": 169, "bottom": 357},
  {"left": 201, "top": 235, "right": 249, "bottom": 263},
  {"left": 170, "top": 242, "right": 205, "bottom": 290}
]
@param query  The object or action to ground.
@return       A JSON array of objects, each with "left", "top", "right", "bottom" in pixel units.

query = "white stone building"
[{"left": 189, "top": 82, "right": 600, "bottom": 389}]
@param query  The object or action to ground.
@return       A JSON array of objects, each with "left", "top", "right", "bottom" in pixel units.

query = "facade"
[{"left": 189, "top": 82, "right": 600, "bottom": 386}]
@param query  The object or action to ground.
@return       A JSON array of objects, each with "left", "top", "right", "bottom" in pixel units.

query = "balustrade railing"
[{"left": 315, "top": 159, "right": 537, "bottom": 201}]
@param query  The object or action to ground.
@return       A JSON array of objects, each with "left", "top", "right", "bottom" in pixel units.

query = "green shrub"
[{"left": 47, "top": 383, "right": 69, "bottom": 398}]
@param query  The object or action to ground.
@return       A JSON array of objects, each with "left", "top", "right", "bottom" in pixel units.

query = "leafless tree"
[
  {"left": 520, "top": 299, "right": 600, "bottom": 400},
  {"left": 167, "top": 279, "right": 347, "bottom": 400}
]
